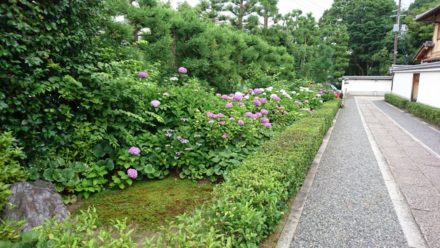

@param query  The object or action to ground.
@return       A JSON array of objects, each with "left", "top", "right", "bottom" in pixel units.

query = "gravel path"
[
  {"left": 290, "top": 98, "right": 408, "bottom": 248},
  {"left": 373, "top": 100, "right": 440, "bottom": 156}
]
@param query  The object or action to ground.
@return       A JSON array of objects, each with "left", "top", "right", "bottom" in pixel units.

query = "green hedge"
[
  {"left": 384, "top": 93, "right": 409, "bottom": 109},
  {"left": 147, "top": 100, "right": 341, "bottom": 247},
  {"left": 385, "top": 94, "right": 440, "bottom": 127},
  {"left": 407, "top": 102, "right": 440, "bottom": 127}
]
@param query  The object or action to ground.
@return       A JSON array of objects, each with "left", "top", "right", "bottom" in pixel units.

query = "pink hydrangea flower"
[
  {"left": 225, "top": 102, "right": 233, "bottom": 108},
  {"left": 253, "top": 99, "right": 261, "bottom": 106},
  {"left": 261, "top": 109, "right": 269, "bottom": 115},
  {"left": 178, "top": 67, "right": 187, "bottom": 74},
  {"left": 232, "top": 94, "right": 242, "bottom": 101},
  {"left": 245, "top": 112, "right": 253, "bottom": 118},
  {"left": 263, "top": 122, "right": 272, "bottom": 128},
  {"left": 222, "top": 95, "right": 229, "bottom": 100},
  {"left": 127, "top": 168, "right": 138, "bottom": 179},
  {"left": 261, "top": 118, "right": 270, "bottom": 123},
  {"left": 255, "top": 112, "right": 262, "bottom": 118},
  {"left": 221, "top": 133, "right": 228, "bottom": 139},
  {"left": 151, "top": 100, "right": 161, "bottom": 108},
  {"left": 259, "top": 98, "right": 267, "bottom": 104},
  {"left": 138, "top": 71, "right": 148, "bottom": 78},
  {"left": 128, "top": 146, "right": 141, "bottom": 156},
  {"left": 229, "top": 117, "right": 235, "bottom": 121},
  {"left": 270, "top": 94, "right": 281, "bottom": 101},
  {"left": 219, "top": 121, "right": 226, "bottom": 125},
  {"left": 238, "top": 120, "right": 245, "bottom": 125}
]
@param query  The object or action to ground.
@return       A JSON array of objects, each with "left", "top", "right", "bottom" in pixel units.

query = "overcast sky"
[{"left": 169, "top": 0, "right": 416, "bottom": 20}]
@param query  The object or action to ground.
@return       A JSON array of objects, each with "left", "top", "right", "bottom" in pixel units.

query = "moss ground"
[{"left": 70, "top": 177, "right": 213, "bottom": 232}]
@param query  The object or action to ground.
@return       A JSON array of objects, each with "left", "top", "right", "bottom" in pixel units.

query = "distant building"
[
  {"left": 390, "top": 4, "right": 440, "bottom": 108},
  {"left": 341, "top": 76, "right": 392, "bottom": 96}
]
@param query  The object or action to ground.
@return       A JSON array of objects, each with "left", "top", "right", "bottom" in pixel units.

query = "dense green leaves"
[{"left": 321, "top": 0, "right": 396, "bottom": 75}]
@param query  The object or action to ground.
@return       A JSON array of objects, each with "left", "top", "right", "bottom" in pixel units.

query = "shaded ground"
[{"left": 69, "top": 177, "right": 213, "bottom": 235}]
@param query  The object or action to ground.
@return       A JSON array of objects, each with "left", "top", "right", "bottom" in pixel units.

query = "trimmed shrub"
[
  {"left": 385, "top": 94, "right": 440, "bottom": 127},
  {"left": 407, "top": 102, "right": 440, "bottom": 127},
  {"left": 146, "top": 100, "right": 341, "bottom": 247},
  {"left": 384, "top": 93, "right": 409, "bottom": 109}
]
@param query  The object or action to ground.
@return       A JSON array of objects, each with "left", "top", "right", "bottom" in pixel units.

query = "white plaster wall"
[
  {"left": 342, "top": 79, "right": 392, "bottom": 96},
  {"left": 418, "top": 72, "right": 440, "bottom": 108},
  {"left": 392, "top": 73, "right": 413, "bottom": 100}
]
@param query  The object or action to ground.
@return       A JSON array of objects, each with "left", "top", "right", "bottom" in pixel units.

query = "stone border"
[{"left": 275, "top": 110, "right": 340, "bottom": 248}]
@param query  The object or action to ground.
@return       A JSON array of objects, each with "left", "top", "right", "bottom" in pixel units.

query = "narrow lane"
[
  {"left": 373, "top": 100, "right": 440, "bottom": 156},
  {"left": 359, "top": 97, "right": 440, "bottom": 248},
  {"left": 290, "top": 98, "right": 407, "bottom": 247}
]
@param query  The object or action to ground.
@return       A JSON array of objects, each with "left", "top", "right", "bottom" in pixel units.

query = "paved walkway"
[{"left": 283, "top": 97, "right": 440, "bottom": 248}]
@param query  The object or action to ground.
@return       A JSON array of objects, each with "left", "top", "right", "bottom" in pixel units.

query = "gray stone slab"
[
  {"left": 412, "top": 210, "right": 440, "bottom": 248},
  {"left": 373, "top": 100, "right": 440, "bottom": 156}
]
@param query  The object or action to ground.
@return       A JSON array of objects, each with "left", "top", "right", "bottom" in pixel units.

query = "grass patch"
[{"left": 70, "top": 177, "right": 213, "bottom": 231}]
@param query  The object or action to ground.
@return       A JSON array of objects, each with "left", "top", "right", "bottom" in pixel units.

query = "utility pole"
[{"left": 393, "top": 0, "right": 402, "bottom": 65}]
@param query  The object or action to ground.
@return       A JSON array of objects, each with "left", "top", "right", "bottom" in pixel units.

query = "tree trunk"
[
  {"left": 238, "top": 0, "right": 244, "bottom": 31},
  {"left": 171, "top": 28, "right": 177, "bottom": 68},
  {"left": 264, "top": 14, "right": 268, "bottom": 29}
]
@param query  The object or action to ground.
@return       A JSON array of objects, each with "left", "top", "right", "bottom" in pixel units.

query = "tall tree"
[
  {"left": 399, "top": 0, "right": 440, "bottom": 64},
  {"left": 222, "top": 0, "right": 258, "bottom": 30},
  {"left": 321, "top": 0, "right": 396, "bottom": 75},
  {"left": 255, "top": 0, "right": 278, "bottom": 29}
]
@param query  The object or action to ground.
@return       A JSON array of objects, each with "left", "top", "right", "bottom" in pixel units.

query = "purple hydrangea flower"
[
  {"left": 217, "top": 113, "right": 225, "bottom": 118},
  {"left": 261, "top": 109, "right": 269, "bottom": 115},
  {"left": 128, "top": 146, "right": 141, "bottom": 156},
  {"left": 238, "top": 120, "right": 245, "bottom": 125},
  {"left": 232, "top": 94, "right": 242, "bottom": 101},
  {"left": 253, "top": 99, "right": 262, "bottom": 106},
  {"left": 207, "top": 112, "right": 215, "bottom": 118},
  {"left": 245, "top": 112, "right": 253, "bottom": 118},
  {"left": 255, "top": 112, "right": 262, "bottom": 118},
  {"left": 259, "top": 98, "right": 267, "bottom": 104},
  {"left": 263, "top": 122, "right": 272, "bottom": 128},
  {"left": 138, "top": 71, "right": 148, "bottom": 78},
  {"left": 178, "top": 67, "right": 188, "bottom": 74},
  {"left": 270, "top": 94, "right": 281, "bottom": 101},
  {"left": 222, "top": 95, "right": 229, "bottom": 100},
  {"left": 127, "top": 168, "right": 138, "bottom": 179},
  {"left": 151, "top": 100, "right": 161, "bottom": 108},
  {"left": 225, "top": 102, "right": 233, "bottom": 108},
  {"left": 253, "top": 88, "right": 264, "bottom": 94},
  {"left": 261, "top": 118, "right": 270, "bottom": 123}
]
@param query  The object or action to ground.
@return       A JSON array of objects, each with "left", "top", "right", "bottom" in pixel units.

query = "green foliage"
[
  {"left": 407, "top": 102, "right": 440, "bottom": 127},
  {"left": 322, "top": 0, "right": 396, "bottom": 75},
  {"left": 384, "top": 93, "right": 409, "bottom": 109},
  {"left": 385, "top": 93, "right": 440, "bottom": 127},
  {"left": 0, "top": 219, "right": 27, "bottom": 242},
  {"left": 146, "top": 100, "right": 341, "bottom": 247},
  {"left": 33, "top": 208, "right": 136, "bottom": 248},
  {"left": 400, "top": 0, "right": 440, "bottom": 64},
  {"left": 0, "top": 132, "right": 28, "bottom": 211}
]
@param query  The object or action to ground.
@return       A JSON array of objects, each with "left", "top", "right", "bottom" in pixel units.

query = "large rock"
[{"left": 1, "top": 180, "right": 68, "bottom": 231}]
